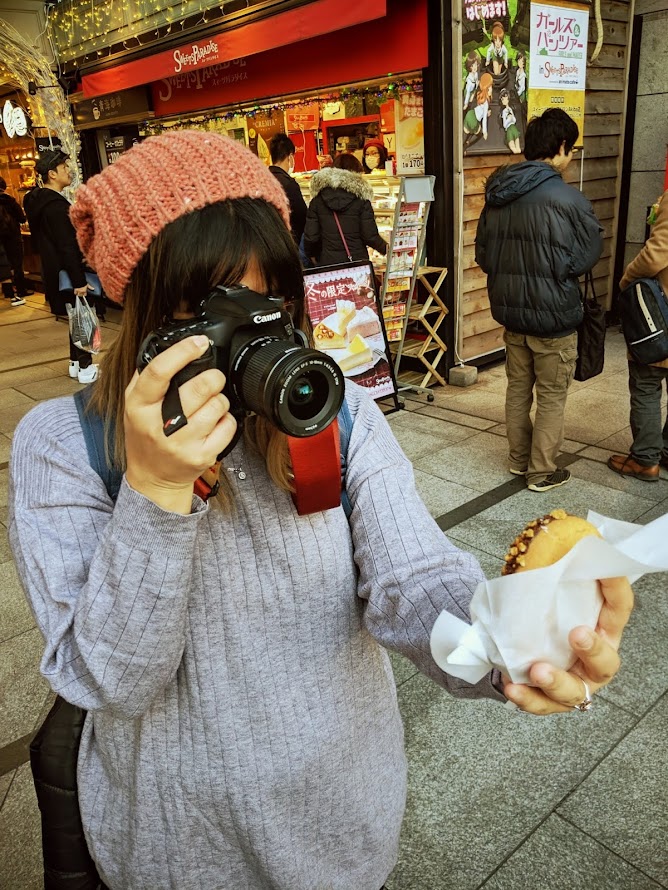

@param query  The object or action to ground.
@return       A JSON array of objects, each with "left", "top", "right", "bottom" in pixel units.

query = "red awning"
[{"left": 82, "top": 0, "right": 387, "bottom": 99}]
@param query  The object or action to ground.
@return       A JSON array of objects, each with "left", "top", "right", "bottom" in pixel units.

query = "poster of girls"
[{"left": 461, "top": 0, "right": 530, "bottom": 156}]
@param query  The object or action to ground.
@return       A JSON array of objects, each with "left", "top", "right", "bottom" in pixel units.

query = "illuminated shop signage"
[{"left": 2, "top": 100, "right": 28, "bottom": 138}]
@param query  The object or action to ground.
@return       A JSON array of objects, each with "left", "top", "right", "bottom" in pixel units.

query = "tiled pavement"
[{"left": 0, "top": 292, "right": 666, "bottom": 889}]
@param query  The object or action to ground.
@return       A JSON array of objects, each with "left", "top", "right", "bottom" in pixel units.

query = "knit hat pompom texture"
[{"left": 70, "top": 130, "right": 291, "bottom": 305}]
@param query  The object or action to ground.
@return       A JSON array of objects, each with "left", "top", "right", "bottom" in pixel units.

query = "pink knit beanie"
[{"left": 70, "top": 130, "right": 291, "bottom": 305}]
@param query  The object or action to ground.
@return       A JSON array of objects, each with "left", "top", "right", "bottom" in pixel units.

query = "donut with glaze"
[{"left": 502, "top": 509, "right": 601, "bottom": 575}]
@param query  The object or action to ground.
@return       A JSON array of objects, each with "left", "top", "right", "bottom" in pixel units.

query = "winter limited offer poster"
[{"left": 303, "top": 262, "right": 397, "bottom": 401}]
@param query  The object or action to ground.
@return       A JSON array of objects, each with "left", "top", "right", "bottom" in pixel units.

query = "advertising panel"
[
  {"left": 527, "top": 1, "right": 589, "bottom": 145},
  {"left": 304, "top": 262, "right": 397, "bottom": 400},
  {"left": 461, "top": 0, "right": 530, "bottom": 156}
]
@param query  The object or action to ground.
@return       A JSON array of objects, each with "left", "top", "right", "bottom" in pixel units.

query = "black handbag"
[
  {"left": 30, "top": 697, "right": 104, "bottom": 890},
  {"left": 574, "top": 271, "right": 606, "bottom": 381}
]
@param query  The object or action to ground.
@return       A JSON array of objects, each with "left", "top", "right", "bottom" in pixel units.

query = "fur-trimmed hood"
[{"left": 309, "top": 167, "right": 374, "bottom": 204}]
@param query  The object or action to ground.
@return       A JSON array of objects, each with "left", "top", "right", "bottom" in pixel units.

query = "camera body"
[{"left": 137, "top": 285, "right": 345, "bottom": 454}]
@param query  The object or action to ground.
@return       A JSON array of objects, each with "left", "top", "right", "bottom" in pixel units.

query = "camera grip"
[{"left": 161, "top": 349, "right": 216, "bottom": 437}]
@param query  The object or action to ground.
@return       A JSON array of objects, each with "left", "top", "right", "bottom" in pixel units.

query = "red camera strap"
[
  {"left": 194, "top": 421, "right": 342, "bottom": 515},
  {"left": 287, "top": 420, "right": 342, "bottom": 516}
]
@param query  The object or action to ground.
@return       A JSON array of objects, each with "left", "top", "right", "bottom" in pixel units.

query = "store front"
[{"left": 0, "top": 94, "right": 41, "bottom": 280}]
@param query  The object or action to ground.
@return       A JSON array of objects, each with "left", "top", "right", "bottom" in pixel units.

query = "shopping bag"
[
  {"left": 66, "top": 294, "right": 101, "bottom": 354},
  {"left": 574, "top": 271, "right": 606, "bottom": 381}
]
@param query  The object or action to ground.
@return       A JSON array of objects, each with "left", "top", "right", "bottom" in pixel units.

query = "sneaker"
[
  {"left": 527, "top": 468, "right": 571, "bottom": 492},
  {"left": 509, "top": 467, "right": 527, "bottom": 476},
  {"left": 10, "top": 295, "right": 25, "bottom": 307},
  {"left": 77, "top": 364, "right": 99, "bottom": 384},
  {"left": 68, "top": 361, "right": 79, "bottom": 379}
]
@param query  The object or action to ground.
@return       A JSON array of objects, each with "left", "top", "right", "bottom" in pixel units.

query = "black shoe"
[
  {"left": 527, "top": 468, "right": 571, "bottom": 492},
  {"left": 17, "top": 289, "right": 34, "bottom": 297}
]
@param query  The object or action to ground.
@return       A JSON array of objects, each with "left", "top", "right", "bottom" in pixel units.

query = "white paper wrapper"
[{"left": 430, "top": 511, "right": 668, "bottom": 685}]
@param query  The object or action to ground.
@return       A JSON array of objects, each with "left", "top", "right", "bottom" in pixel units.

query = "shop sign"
[
  {"left": 528, "top": 1, "right": 589, "bottom": 145},
  {"left": 150, "top": 1, "right": 428, "bottom": 119},
  {"left": 72, "top": 87, "right": 151, "bottom": 127},
  {"left": 82, "top": 0, "right": 387, "bottom": 99},
  {"left": 104, "top": 135, "right": 126, "bottom": 165},
  {"left": 247, "top": 108, "right": 284, "bottom": 164},
  {"left": 285, "top": 104, "right": 320, "bottom": 131},
  {"left": 394, "top": 92, "right": 425, "bottom": 174},
  {"left": 155, "top": 59, "right": 249, "bottom": 105},
  {"left": 2, "top": 100, "right": 28, "bottom": 138}
]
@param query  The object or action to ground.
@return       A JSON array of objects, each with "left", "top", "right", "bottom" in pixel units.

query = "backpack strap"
[
  {"left": 73, "top": 387, "right": 122, "bottom": 502},
  {"left": 338, "top": 398, "right": 353, "bottom": 519}
]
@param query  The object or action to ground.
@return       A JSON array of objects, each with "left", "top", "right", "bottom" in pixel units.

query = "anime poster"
[
  {"left": 461, "top": 0, "right": 531, "bottom": 155},
  {"left": 303, "top": 262, "right": 397, "bottom": 401},
  {"left": 527, "top": 2, "right": 589, "bottom": 146}
]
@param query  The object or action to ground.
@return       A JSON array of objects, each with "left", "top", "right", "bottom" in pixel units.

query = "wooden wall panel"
[{"left": 459, "top": 0, "right": 633, "bottom": 363}]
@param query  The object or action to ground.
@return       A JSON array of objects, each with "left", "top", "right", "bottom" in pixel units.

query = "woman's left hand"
[{"left": 503, "top": 576, "right": 634, "bottom": 715}]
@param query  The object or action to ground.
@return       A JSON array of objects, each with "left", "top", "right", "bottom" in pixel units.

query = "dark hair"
[
  {"left": 499, "top": 88, "right": 510, "bottom": 101},
  {"left": 333, "top": 153, "right": 363, "bottom": 174},
  {"left": 523, "top": 109, "right": 579, "bottom": 160},
  {"left": 465, "top": 51, "right": 480, "bottom": 72},
  {"left": 0, "top": 176, "right": 6, "bottom": 190},
  {"left": 269, "top": 132, "right": 296, "bottom": 164},
  {"left": 516, "top": 50, "right": 526, "bottom": 64}
]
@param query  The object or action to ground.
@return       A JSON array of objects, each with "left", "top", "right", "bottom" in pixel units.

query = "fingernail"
[
  {"left": 574, "top": 629, "right": 594, "bottom": 650},
  {"left": 193, "top": 335, "right": 209, "bottom": 349}
]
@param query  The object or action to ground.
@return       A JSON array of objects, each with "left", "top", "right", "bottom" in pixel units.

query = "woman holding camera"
[{"left": 9, "top": 132, "right": 632, "bottom": 890}]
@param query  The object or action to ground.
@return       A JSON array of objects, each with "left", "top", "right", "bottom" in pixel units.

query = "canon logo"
[{"left": 254, "top": 312, "right": 281, "bottom": 324}]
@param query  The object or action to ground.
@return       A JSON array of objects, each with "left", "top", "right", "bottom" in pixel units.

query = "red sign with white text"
[
  {"left": 150, "top": 0, "right": 428, "bottom": 118},
  {"left": 82, "top": 0, "right": 386, "bottom": 98}
]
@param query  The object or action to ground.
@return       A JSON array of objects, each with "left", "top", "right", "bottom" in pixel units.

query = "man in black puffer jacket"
[{"left": 476, "top": 109, "right": 602, "bottom": 492}]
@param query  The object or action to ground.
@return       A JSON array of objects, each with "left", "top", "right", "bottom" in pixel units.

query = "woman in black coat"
[{"left": 303, "top": 154, "right": 387, "bottom": 267}]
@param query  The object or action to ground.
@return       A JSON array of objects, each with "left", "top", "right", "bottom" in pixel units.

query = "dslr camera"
[{"left": 137, "top": 285, "right": 345, "bottom": 454}]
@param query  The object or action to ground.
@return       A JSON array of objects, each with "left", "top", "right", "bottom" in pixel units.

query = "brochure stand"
[{"left": 380, "top": 175, "right": 447, "bottom": 400}]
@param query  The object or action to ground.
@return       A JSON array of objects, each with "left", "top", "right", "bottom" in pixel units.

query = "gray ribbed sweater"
[{"left": 9, "top": 383, "right": 504, "bottom": 890}]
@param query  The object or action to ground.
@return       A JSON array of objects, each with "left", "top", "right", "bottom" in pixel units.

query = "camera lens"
[
  {"left": 290, "top": 376, "right": 315, "bottom": 407},
  {"left": 231, "top": 337, "right": 344, "bottom": 437}
]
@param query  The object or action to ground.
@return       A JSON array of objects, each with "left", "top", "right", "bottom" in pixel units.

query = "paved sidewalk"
[{"left": 0, "top": 292, "right": 666, "bottom": 889}]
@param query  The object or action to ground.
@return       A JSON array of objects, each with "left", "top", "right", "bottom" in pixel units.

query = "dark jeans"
[
  {"left": 3, "top": 235, "right": 29, "bottom": 295},
  {"left": 69, "top": 332, "right": 92, "bottom": 369},
  {"left": 628, "top": 360, "right": 668, "bottom": 465}
]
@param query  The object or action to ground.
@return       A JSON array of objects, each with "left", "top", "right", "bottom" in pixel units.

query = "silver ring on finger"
[{"left": 573, "top": 680, "right": 593, "bottom": 712}]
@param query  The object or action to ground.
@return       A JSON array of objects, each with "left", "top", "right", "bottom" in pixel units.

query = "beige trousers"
[{"left": 504, "top": 330, "right": 578, "bottom": 484}]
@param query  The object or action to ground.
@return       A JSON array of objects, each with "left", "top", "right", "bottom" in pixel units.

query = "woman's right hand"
[{"left": 124, "top": 335, "right": 237, "bottom": 513}]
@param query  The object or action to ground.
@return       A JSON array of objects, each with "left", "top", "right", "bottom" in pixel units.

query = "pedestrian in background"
[
  {"left": 303, "top": 152, "right": 387, "bottom": 266},
  {"left": 23, "top": 149, "right": 98, "bottom": 384},
  {"left": 608, "top": 191, "right": 668, "bottom": 481},
  {"left": 0, "top": 175, "right": 32, "bottom": 306},
  {"left": 268, "top": 132, "right": 308, "bottom": 247},
  {"left": 476, "top": 108, "right": 603, "bottom": 492}
]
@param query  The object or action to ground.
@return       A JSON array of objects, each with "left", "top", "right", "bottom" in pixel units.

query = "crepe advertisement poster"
[
  {"left": 461, "top": 0, "right": 531, "bottom": 156},
  {"left": 528, "top": 1, "right": 589, "bottom": 146},
  {"left": 304, "top": 263, "right": 397, "bottom": 401}
]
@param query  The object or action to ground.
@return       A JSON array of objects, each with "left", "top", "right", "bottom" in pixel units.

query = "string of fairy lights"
[
  {"left": 48, "top": 0, "right": 269, "bottom": 66},
  {"left": 0, "top": 18, "right": 81, "bottom": 193},
  {"left": 140, "top": 80, "right": 424, "bottom": 136}
]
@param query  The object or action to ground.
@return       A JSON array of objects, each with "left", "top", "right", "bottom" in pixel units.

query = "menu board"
[{"left": 303, "top": 262, "right": 397, "bottom": 401}]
